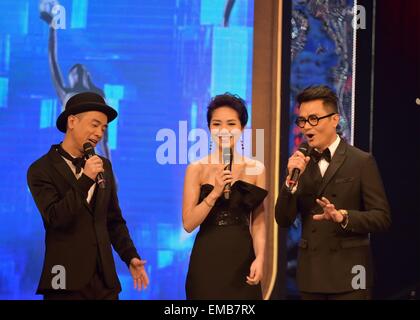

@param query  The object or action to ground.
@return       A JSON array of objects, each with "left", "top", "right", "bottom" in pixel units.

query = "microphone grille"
[
  {"left": 298, "top": 142, "right": 312, "bottom": 156},
  {"left": 83, "top": 142, "right": 94, "bottom": 153},
  {"left": 222, "top": 147, "right": 231, "bottom": 165}
]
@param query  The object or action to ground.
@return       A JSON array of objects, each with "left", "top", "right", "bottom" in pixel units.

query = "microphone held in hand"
[
  {"left": 288, "top": 142, "right": 311, "bottom": 192},
  {"left": 83, "top": 142, "right": 106, "bottom": 189},
  {"left": 222, "top": 146, "right": 233, "bottom": 200}
]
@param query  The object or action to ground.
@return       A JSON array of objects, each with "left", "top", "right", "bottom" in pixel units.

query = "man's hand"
[
  {"left": 313, "top": 197, "right": 345, "bottom": 223},
  {"left": 286, "top": 150, "right": 310, "bottom": 183},
  {"left": 129, "top": 258, "right": 149, "bottom": 291},
  {"left": 83, "top": 155, "right": 104, "bottom": 181}
]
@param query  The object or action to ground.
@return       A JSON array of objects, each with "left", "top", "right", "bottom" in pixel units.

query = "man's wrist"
[{"left": 339, "top": 209, "right": 349, "bottom": 228}]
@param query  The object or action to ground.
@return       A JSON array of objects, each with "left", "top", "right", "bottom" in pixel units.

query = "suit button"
[
  {"left": 332, "top": 194, "right": 337, "bottom": 197},
  {"left": 311, "top": 247, "right": 317, "bottom": 252},
  {"left": 312, "top": 228, "right": 316, "bottom": 233}
]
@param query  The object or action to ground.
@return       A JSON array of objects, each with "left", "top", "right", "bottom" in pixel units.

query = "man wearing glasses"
[{"left": 275, "top": 85, "right": 390, "bottom": 300}]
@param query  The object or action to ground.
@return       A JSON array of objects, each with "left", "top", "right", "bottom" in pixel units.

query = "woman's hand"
[
  {"left": 246, "top": 256, "right": 264, "bottom": 285},
  {"left": 211, "top": 165, "right": 233, "bottom": 198}
]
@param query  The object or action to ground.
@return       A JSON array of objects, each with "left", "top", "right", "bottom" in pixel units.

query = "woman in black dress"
[{"left": 183, "top": 93, "right": 267, "bottom": 299}]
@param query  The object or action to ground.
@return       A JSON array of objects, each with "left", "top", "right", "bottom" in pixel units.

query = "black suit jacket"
[
  {"left": 275, "top": 139, "right": 391, "bottom": 293},
  {"left": 27, "top": 144, "right": 140, "bottom": 294}
]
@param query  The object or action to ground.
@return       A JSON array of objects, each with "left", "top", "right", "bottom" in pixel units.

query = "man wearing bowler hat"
[{"left": 27, "top": 92, "right": 149, "bottom": 300}]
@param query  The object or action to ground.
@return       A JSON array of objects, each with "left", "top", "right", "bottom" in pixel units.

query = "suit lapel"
[
  {"left": 92, "top": 183, "right": 106, "bottom": 217},
  {"left": 48, "top": 145, "right": 93, "bottom": 213},
  {"left": 92, "top": 162, "right": 113, "bottom": 217},
  {"left": 308, "top": 159, "right": 322, "bottom": 185},
  {"left": 316, "top": 139, "right": 347, "bottom": 197},
  {"left": 302, "top": 158, "right": 323, "bottom": 193}
]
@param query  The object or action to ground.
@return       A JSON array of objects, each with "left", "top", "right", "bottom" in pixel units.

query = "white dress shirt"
[
  {"left": 316, "top": 134, "right": 341, "bottom": 177},
  {"left": 287, "top": 134, "right": 341, "bottom": 193}
]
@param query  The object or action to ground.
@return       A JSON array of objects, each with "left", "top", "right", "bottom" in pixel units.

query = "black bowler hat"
[{"left": 56, "top": 92, "right": 118, "bottom": 133}]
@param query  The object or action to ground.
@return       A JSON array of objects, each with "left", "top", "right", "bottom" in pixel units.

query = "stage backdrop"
[{"left": 0, "top": 0, "right": 254, "bottom": 299}]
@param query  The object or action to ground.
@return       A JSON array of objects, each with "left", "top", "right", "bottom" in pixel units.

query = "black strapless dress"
[{"left": 185, "top": 180, "right": 268, "bottom": 300}]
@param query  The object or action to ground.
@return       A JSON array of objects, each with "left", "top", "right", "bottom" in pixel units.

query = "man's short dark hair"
[{"left": 296, "top": 85, "right": 338, "bottom": 113}]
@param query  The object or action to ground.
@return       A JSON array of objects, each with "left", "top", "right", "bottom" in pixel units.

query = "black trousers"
[
  {"left": 300, "top": 289, "right": 371, "bottom": 300},
  {"left": 43, "top": 269, "right": 119, "bottom": 300}
]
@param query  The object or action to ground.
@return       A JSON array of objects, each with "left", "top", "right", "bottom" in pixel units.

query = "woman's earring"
[
  {"left": 209, "top": 139, "right": 213, "bottom": 153},
  {"left": 241, "top": 135, "right": 244, "bottom": 159}
]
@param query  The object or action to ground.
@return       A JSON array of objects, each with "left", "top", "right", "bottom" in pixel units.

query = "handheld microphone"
[
  {"left": 219, "top": 132, "right": 233, "bottom": 200},
  {"left": 222, "top": 146, "right": 233, "bottom": 200},
  {"left": 83, "top": 142, "right": 106, "bottom": 189},
  {"left": 288, "top": 142, "right": 311, "bottom": 192}
]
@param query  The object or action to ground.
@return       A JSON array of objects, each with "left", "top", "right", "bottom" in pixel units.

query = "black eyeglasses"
[{"left": 295, "top": 113, "right": 336, "bottom": 128}]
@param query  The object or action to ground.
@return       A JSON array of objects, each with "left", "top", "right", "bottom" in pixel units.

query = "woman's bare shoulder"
[{"left": 242, "top": 157, "right": 265, "bottom": 174}]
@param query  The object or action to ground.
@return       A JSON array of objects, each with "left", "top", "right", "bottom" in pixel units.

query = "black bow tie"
[
  {"left": 57, "top": 145, "right": 86, "bottom": 174},
  {"left": 311, "top": 148, "right": 331, "bottom": 163}
]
